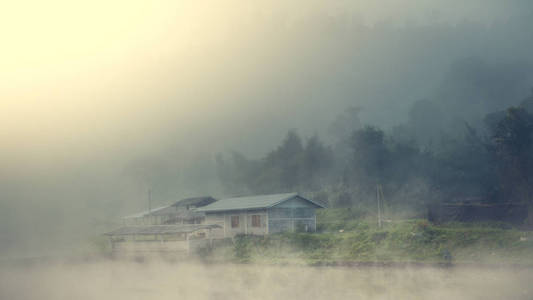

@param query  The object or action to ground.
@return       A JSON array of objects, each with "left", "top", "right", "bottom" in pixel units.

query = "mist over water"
[
  {"left": 2, "top": 2, "right": 533, "bottom": 299},
  {"left": 1, "top": 261, "right": 532, "bottom": 300}
]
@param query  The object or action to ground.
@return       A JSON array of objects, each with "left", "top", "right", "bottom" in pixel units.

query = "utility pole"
[
  {"left": 377, "top": 185, "right": 381, "bottom": 228},
  {"left": 377, "top": 184, "right": 384, "bottom": 228},
  {"left": 148, "top": 188, "right": 152, "bottom": 215}
]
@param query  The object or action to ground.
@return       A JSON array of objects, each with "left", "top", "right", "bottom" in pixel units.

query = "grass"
[{"left": 204, "top": 210, "right": 533, "bottom": 265}]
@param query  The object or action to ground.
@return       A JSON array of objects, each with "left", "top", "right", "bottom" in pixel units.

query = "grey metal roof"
[
  {"left": 122, "top": 196, "right": 216, "bottom": 219},
  {"left": 196, "top": 193, "right": 324, "bottom": 212},
  {"left": 172, "top": 196, "right": 217, "bottom": 208},
  {"left": 149, "top": 207, "right": 206, "bottom": 219},
  {"left": 104, "top": 224, "right": 221, "bottom": 236}
]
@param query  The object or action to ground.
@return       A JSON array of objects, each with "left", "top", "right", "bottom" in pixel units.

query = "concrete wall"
[
  {"left": 110, "top": 232, "right": 213, "bottom": 257},
  {"left": 112, "top": 240, "right": 189, "bottom": 257},
  {"left": 188, "top": 239, "right": 210, "bottom": 252}
]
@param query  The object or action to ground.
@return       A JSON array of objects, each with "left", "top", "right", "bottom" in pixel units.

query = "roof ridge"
[
  {"left": 196, "top": 192, "right": 322, "bottom": 212},
  {"left": 220, "top": 192, "right": 297, "bottom": 201},
  {"left": 266, "top": 193, "right": 300, "bottom": 208}
]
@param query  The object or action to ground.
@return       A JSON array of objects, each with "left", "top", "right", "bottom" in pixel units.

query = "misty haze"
[{"left": 1, "top": 1, "right": 533, "bottom": 299}]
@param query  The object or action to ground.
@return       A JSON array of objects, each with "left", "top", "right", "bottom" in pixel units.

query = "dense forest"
[{"left": 216, "top": 88, "right": 533, "bottom": 213}]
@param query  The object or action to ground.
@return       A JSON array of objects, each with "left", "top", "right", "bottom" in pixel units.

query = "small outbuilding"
[
  {"left": 196, "top": 193, "right": 324, "bottom": 238},
  {"left": 105, "top": 224, "right": 221, "bottom": 257},
  {"left": 122, "top": 196, "right": 217, "bottom": 226}
]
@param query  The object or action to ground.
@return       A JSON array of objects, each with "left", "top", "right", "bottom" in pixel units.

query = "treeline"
[{"left": 216, "top": 91, "right": 533, "bottom": 210}]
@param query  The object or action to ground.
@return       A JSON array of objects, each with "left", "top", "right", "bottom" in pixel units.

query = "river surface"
[{"left": 1, "top": 260, "right": 532, "bottom": 299}]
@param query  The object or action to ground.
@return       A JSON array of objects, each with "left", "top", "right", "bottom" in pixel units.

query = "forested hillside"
[{"left": 216, "top": 89, "right": 533, "bottom": 215}]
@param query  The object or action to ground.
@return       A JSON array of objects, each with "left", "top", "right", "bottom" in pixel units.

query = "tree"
[
  {"left": 490, "top": 107, "right": 533, "bottom": 202},
  {"left": 303, "top": 135, "right": 333, "bottom": 188},
  {"left": 349, "top": 126, "right": 389, "bottom": 184},
  {"left": 329, "top": 107, "right": 363, "bottom": 166},
  {"left": 406, "top": 99, "right": 445, "bottom": 149},
  {"left": 215, "top": 151, "right": 257, "bottom": 194},
  {"left": 265, "top": 130, "right": 305, "bottom": 190},
  {"left": 328, "top": 106, "right": 362, "bottom": 141},
  {"left": 430, "top": 123, "right": 496, "bottom": 201}
]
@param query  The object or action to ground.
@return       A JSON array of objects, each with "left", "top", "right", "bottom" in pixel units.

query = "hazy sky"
[
  {"left": 2, "top": 0, "right": 532, "bottom": 164},
  {"left": 1, "top": 0, "right": 533, "bottom": 256}
]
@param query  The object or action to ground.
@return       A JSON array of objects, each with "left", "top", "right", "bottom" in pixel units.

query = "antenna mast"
[{"left": 148, "top": 188, "right": 152, "bottom": 215}]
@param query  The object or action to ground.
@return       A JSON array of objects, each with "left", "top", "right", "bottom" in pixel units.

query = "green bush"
[{"left": 233, "top": 234, "right": 252, "bottom": 263}]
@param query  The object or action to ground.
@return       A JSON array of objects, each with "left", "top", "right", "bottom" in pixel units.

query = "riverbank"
[{"left": 201, "top": 219, "right": 533, "bottom": 266}]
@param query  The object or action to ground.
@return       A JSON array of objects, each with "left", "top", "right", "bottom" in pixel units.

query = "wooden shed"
[
  {"left": 196, "top": 193, "right": 324, "bottom": 238},
  {"left": 104, "top": 224, "right": 221, "bottom": 257}
]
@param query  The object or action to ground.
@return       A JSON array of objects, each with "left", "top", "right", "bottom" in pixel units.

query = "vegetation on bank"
[{"left": 203, "top": 211, "right": 533, "bottom": 265}]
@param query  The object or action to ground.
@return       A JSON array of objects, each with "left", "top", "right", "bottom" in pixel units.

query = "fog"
[
  {"left": 1, "top": 261, "right": 532, "bottom": 300},
  {"left": 1, "top": 0, "right": 533, "bottom": 257}
]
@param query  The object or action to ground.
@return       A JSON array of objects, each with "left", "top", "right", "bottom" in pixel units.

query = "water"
[{"left": 1, "top": 260, "right": 532, "bottom": 299}]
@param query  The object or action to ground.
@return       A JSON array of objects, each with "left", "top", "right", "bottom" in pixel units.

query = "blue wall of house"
[{"left": 267, "top": 196, "right": 318, "bottom": 233}]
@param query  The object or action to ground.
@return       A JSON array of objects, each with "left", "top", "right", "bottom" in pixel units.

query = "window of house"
[
  {"left": 231, "top": 216, "right": 240, "bottom": 228},
  {"left": 252, "top": 215, "right": 261, "bottom": 227}
]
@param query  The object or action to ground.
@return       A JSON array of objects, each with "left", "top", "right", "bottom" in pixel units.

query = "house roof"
[
  {"left": 171, "top": 196, "right": 216, "bottom": 208},
  {"left": 196, "top": 193, "right": 324, "bottom": 213},
  {"left": 104, "top": 224, "right": 221, "bottom": 236},
  {"left": 149, "top": 207, "right": 206, "bottom": 220},
  {"left": 122, "top": 196, "right": 217, "bottom": 219}
]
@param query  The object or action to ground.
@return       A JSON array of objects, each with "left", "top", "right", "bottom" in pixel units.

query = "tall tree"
[
  {"left": 490, "top": 107, "right": 533, "bottom": 202},
  {"left": 265, "top": 130, "right": 305, "bottom": 190},
  {"left": 350, "top": 126, "right": 389, "bottom": 184},
  {"left": 303, "top": 135, "right": 333, "bottom": 188}
]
